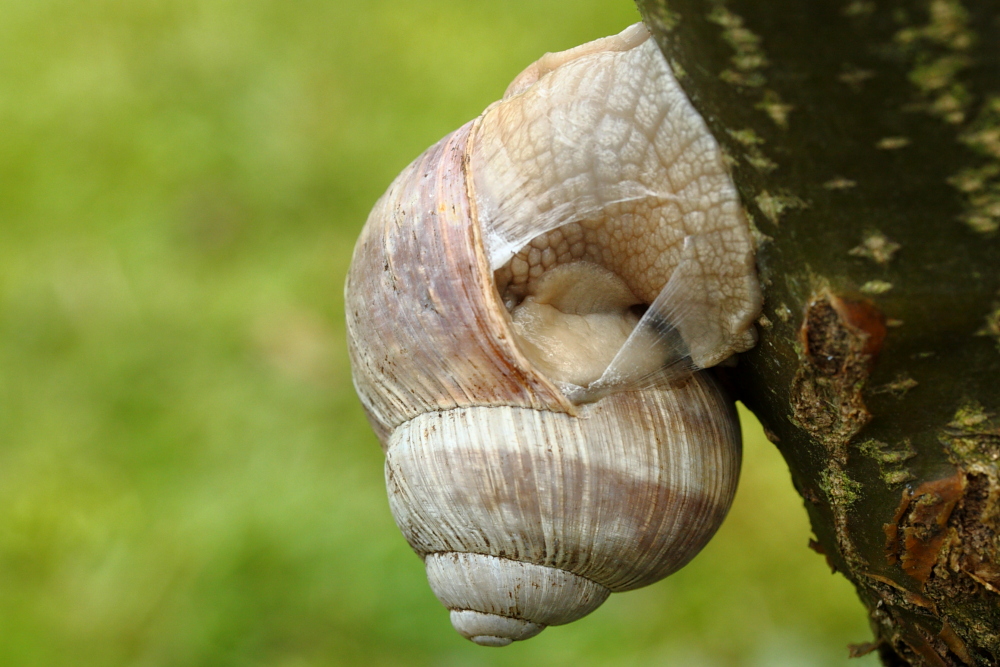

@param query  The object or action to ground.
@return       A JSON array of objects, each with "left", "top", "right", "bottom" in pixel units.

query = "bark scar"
[
  {"left": 790, "top": 292, "right": 886, "bottom": 457},
  {"left": 789, "top": 292, "right": 887, "bottom": 580},
  {"left": 883, "top": 474, "right": 964, "bottom": 587}
]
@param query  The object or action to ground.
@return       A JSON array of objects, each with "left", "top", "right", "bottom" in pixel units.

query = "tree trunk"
[{"left": 635, "top": 1, "right": 1000, "bottom": 664}]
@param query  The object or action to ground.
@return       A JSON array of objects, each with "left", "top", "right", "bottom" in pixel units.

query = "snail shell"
[{"left": 346, "top": 23, "right": 761, "bottom": 646}]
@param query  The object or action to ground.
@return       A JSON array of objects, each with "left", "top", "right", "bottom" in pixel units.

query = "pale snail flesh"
[{"left": 345, "top": 23, "right": 761, "bottom": 646}]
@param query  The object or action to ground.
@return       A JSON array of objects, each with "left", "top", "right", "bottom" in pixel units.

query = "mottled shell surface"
[{"left": 345, "top": 23, "right": 760, "bottom": 646}]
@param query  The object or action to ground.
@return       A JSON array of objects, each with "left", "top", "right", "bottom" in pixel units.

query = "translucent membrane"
[
  {"left": 470, "top": 24, "right": 759, "bottom": 397},
  {"left": 562, "top": 236, "right": 717, "bottom": 404}
]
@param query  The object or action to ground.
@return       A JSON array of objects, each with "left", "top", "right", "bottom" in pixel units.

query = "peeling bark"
[{"left": 636, "top": 1, "right": 1000, "bottom": 664}]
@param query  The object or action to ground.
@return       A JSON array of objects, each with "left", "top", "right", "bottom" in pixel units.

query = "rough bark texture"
[{"left": 635, "top": 1, "right": 1000, "bottom": 665}]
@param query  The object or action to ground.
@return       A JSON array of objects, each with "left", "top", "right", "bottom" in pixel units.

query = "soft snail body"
[{"left": 346, "top": 24, "right": 761, "bottom": 646}]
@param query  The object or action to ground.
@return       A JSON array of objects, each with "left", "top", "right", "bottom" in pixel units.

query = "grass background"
[{"left": 0, "top": 1, "right": 880, "bottom": 665}]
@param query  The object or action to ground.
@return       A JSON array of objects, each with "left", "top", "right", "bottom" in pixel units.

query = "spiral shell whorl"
[
  {"left": 385, "top": 374, "right": 741, "bottom": 642},
  {"left": 427, "top": 554, "right": 608, "bottom": 645}
]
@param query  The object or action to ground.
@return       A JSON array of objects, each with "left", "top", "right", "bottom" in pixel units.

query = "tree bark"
[{"left": 635, "top": 1, "right": 1000, "bottom": 664}]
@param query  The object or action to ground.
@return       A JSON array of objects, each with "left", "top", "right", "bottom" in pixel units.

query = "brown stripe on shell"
[{"left": 386, "top": 372, "right": 740, "bottom": 591}]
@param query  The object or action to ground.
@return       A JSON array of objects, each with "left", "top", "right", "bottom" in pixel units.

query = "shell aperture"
[{"left": 477, "top": 24, "right": 759, "bottom": 397}]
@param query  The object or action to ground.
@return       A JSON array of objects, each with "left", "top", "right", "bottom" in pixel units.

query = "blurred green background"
[{"left": 0, "top": 1, "right": 880, "bottom": 665}]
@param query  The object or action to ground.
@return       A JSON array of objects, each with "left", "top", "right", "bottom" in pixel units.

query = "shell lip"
[{"left": 462, "top": 112, "right": 577, "bottom": 417}]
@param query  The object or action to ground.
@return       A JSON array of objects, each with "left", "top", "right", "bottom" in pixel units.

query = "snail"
[{"left": 345, "top": 23, "right": 761, "bottom": 646}]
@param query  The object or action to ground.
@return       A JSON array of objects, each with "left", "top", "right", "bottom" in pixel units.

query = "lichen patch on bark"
[
  {"left": 754, "top": 90, "right": 793, "bottom": 128},
  {"left": 956, "top": 98, "right": 1000, "bottom": 234},
  {"left": 754, "top": 191, "right": 809, "bottom": 226},
  {"left": 894, "top": 2, "right": 1000, "bottom": 237},
  {"left": 823, "top": 177, "right": 858, "bottom": 190},
  {"left": 706, "top": 4, "right": 768, "bottom": 87},
  {"left": 895, "top": 0, "right": 975, "bottom": 124},
  {"left": 725, "top": 128, "right": 779, "bottom": 174},
  {"left": 858, "top": 438, "right": 917, "bottom": 486},
  {"left": 942, "top": 401, "right": 1000, "bottom": 467},
  {"left": 703, "top": 1, "right": 793, "bottom": 130},
  {"left": 862, "top": 280, "right": 895, "bottom": 295},
  {"left": 870, "top": 374, "right": 920, "bottom": 398},
  {"left": 849, "top": 230, "right": 901, "bottom": 266},
  {"left": 838, "top": 64, "right": 876, "bottom": 91},
  {"left": 876, "top": 136, "right": 913, "bottom": 150}
]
